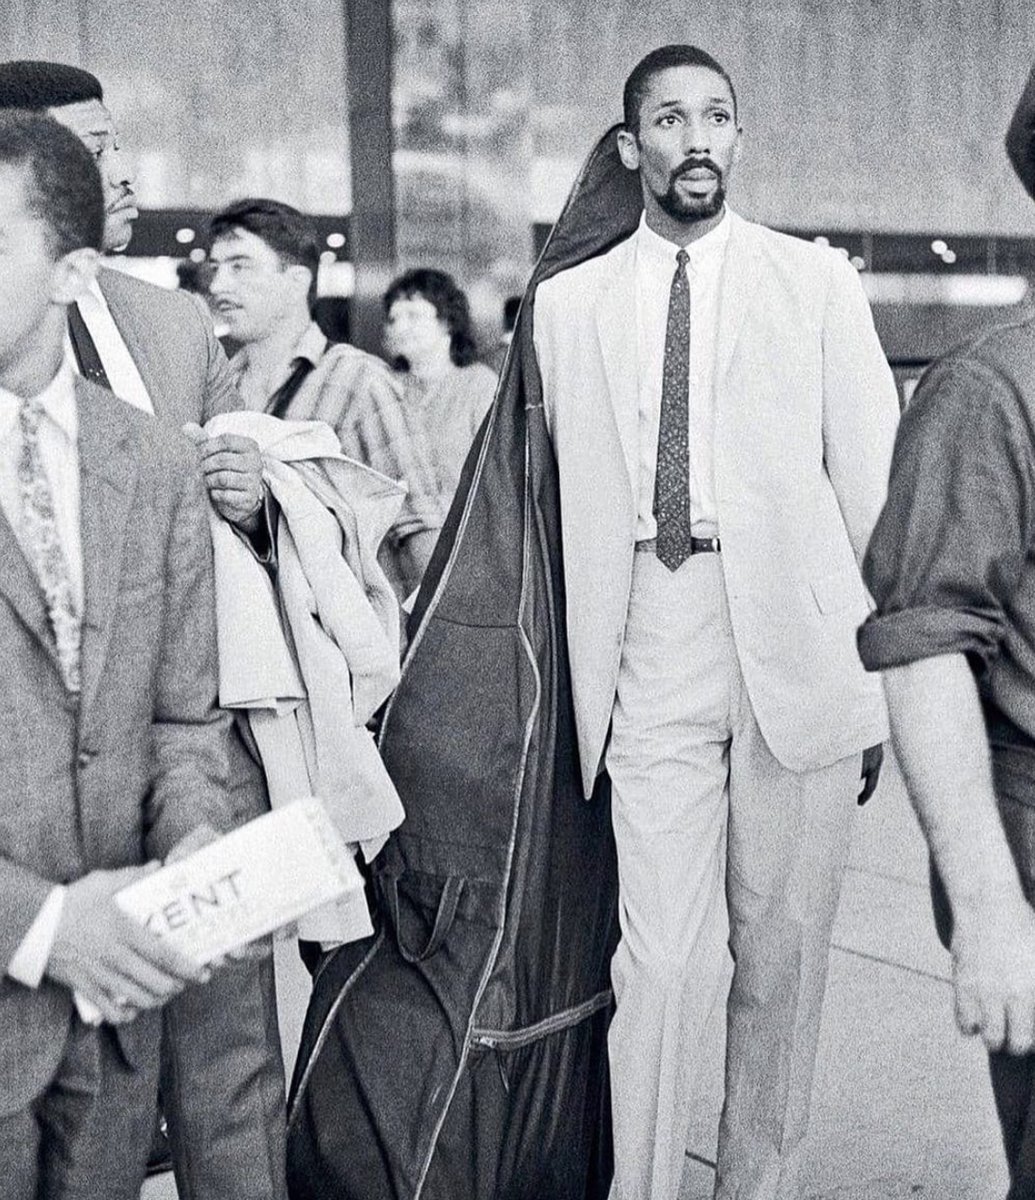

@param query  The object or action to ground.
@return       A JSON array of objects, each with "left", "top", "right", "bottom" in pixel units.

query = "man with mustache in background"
[{"left": 531, "top": 44, "right": 899, "bottom": 1199}]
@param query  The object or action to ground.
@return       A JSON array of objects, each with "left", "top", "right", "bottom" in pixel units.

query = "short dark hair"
[
  {"left": 383, "top": 268, "right": 478, "bottom": 367},
  {"left": 0, "top": 111, "right": 103, "bottom": 256},
  {"left": 623, "top": 45, "right": 737, "bottom": 134},
  {"left": 208, "top": 197, "right": 320, "bottom": 311},
  {"left": 0, "top": 60, "right": 103, "bottom": 110}
]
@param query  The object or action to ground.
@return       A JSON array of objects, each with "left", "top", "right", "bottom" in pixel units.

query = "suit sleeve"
[
  {"left": 182, "top": 291, "right": 242, "bottom": 422},
  {"left": 145, "top": 442, "right": 232, "bottom": 858},
  {"left": 1007, "top": 62, "right": 1035, "bottom": 201},
  {"left": 820, "top": 252, "right": 900, "bottom": 565}
]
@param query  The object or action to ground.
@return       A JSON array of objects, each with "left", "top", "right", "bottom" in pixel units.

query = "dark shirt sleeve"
[
  {"left": 858, "top": 356, "right": 1035, "bottom": 672},
  {"left": 1007, "top": 63, "right": 1035, "bottom": 202}
]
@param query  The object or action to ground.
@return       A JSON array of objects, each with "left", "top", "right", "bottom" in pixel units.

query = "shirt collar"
[
  {"left": 636, "top": 205, "right": 732, "bottom": 274},
  {"left": 0, "top": 356, "right": 78, "bottom": 442},
  {"left": 232, "top": 319, "right": 328, "bottom": 378},
  {"left": 77, "top": 273, "right": 108, "bottom": 312}
]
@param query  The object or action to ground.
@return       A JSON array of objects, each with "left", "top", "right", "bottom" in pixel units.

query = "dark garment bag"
[{"left": 286, "top": 127, "right": 643, "bottom": 1200}]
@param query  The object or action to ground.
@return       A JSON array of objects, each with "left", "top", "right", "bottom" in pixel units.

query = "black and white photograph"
[{"left": 1, "top": 3, "right": 1035, "bottom": 1198}]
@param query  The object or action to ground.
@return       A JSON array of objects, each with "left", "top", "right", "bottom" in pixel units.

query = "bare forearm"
[{"left": 882, "top": 654, "right": 1022, "bottom": 913}]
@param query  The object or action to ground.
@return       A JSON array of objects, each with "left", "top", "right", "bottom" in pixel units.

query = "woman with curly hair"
[{"left": 381, "top": 269, "right": 497, "bottom": 591}]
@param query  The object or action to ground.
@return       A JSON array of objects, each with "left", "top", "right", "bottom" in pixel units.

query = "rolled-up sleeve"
[{"left": 859, "top": 357, "right": 1035, "bottom": 672}]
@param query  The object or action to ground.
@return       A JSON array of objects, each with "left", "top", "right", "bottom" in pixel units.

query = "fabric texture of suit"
[
  {"left": 0, "top": 377, "right": 230, "bottom": 1193},
  {"left": 96, "top": 264, "right": 287, "bottom": 1200},
  {"left": 533, "top": 184, "right": 899, "bottom": 1200},
  {"left": 97, "top": 266, "right": 238, "bottom": 425},
  {"left": 533, "top": 210, "right": 896, "bottom": 799}
]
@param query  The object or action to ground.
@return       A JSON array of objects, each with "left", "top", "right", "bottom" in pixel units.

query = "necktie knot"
[{"left": 675, "top": 248, "right": 689, "bottom": 270}]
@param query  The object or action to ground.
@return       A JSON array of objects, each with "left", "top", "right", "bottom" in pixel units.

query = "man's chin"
[
  {"left": 103, "top": 216, "right": 136, "bottom": 255},
  {"left": 658, "top": 184, "right": 725, "bottom": 224}
]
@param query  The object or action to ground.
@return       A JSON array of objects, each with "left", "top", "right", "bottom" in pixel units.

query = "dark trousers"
[
  {"left": 0, "top": 1015, "right": 159, "bottom": 1200},
  {"left": 932, "top": 713, "right": 1035, "bottom": 1200},
  {"left": 161, "top": 951, "right": 288, "bottom": 1200}
]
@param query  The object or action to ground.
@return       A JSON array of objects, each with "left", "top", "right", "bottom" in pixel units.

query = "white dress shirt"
[
  {"left": 0, "top": 360, "right": 81, "bottom": 989},
  {"left": 69, "top": 275, "right": 154, "bottom": 414},
  {"left": 633, "top": 206, "right": 731, "bottom": 539}
]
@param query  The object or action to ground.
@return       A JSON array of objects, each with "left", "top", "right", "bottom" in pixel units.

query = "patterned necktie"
[
  {"left": 18, "top": 398, "right": 81, "bottom": 694},
  {"left": 653, "top": 247, "right": 693, "bottom": 571}
]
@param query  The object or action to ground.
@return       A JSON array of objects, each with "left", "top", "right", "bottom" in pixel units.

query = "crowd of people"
[{"left": 1, "top": 37, "right": 1035, "bottom": 1200}]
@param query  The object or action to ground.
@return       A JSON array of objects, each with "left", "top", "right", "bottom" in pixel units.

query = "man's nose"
[
  {"left": 209, "top": 264, "right": 230, "bottom": 295},
  {"left": 107, "top": 144, "right": 134, "bottom": 191},
  {"left": 682, "top": 118, "right": 711, "bottom": 153}
]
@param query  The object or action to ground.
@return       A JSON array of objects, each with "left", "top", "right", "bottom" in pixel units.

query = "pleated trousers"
[{"left": 605, "top": 548, "right": 858, "bottom": 1200}]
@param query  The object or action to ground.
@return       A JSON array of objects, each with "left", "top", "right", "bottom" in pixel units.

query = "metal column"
[{"left": 344, "top": 0, "right": 396, "bottom": 354}]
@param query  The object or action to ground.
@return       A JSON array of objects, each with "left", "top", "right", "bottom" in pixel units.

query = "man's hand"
[
  {"left": 46, "top": 866, "right": 209, "bottom": 1025},
  {"left": 183, "top": 424, "right": 264, "bottom": 530},
  {"left": 858, "top": 742, "right": 884, "bottom": 805},
  {"left": 951, "top": 889, "right": 1035, "bottom": 1053},
  {"left": 165, "top": 821, "right": 220, "bottom": 864}
]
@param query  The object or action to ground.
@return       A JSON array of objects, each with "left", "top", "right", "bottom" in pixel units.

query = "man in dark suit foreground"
[{"left": 0, "top": 111, "right": 231, "bottom": 1198}]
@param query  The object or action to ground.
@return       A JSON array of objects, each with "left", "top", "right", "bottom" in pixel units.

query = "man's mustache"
[
  {"left": 671, "top": 157, "right": 722, "bottom": 182},
  {"left": 107, "top": 186, "right": 136, "bottom": 212}
]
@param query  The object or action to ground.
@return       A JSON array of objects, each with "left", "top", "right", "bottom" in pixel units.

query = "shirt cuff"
[
  {"left": 857, "top": 605, "right": 1002, "bottom": 672},
  {"left": 7, "top": 885, "right": 66, "bottom": 987}
]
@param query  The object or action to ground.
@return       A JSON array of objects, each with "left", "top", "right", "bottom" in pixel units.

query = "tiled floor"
[{"left": 145, "top": 759, "right": 1010, "bottom": 1200}]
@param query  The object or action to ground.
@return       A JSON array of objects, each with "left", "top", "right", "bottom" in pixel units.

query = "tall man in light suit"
[
  {"left": 0, "top": 110, "right": 226, "bottom": 1198},
  {"left": 532, "top": 46, "right": 899, "bottom": 1200},
  {"left": 0, "top": 60, "right": 287, "bottom": 1200}
]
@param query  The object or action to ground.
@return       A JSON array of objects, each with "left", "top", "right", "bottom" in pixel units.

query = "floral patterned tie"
[
  {"left": 652, "top": 247, "right": 693, "bottom": 571},
  {"left": 18, "top": 398, "right": 81, "bottom": 694}
]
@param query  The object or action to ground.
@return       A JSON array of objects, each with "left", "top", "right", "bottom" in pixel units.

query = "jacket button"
[{"left": 76, "top": 749, "right": 95, "bottom": 768}]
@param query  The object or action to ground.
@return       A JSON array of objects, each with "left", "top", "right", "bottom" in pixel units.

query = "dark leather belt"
[{"left": 635, "top": 535, "right": 721, "bottom": 555}]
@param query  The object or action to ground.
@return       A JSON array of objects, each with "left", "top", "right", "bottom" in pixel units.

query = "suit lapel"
[
  {"left": 715, "top": 213, "right": 761, "bottom": 387},
  {"left": 593, "top": 240, "right": 639, "bottom": 491},
  {"left": 97, "top": 268, "right": 167, "bottom": 416},
  {"left": 0, "top": 505, "right": 59, "bottom": 668},
  {"left": 77, "top": 381, "right": 137, "bottom": 715}
]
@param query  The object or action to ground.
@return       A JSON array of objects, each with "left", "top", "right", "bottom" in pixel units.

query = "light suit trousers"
[{"left": 605, "top": 549, "right": 858, "bottom": 1200}]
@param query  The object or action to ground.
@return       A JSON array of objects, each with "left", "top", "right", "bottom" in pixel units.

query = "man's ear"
[
  {"left": 287, "top": 263, "right": 314, "bottom": 298},
  {"left": 51, "top": 247, "right": 99, "bottom": 306},
  {"left": 616, "top": 127, "right": 640, "bottom": 172}
]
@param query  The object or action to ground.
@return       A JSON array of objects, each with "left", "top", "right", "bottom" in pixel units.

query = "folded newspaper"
[
  {"left": 77, "top": 797, "right": 367, "bottom": 1025},
  {"left": 120, "top": 796, "right": 366, "bottom": 963}
]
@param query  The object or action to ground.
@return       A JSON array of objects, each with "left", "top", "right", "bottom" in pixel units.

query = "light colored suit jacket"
[
  {"left": 532, "top": 211, "right": 900, "bottom": 797},
  {"left": 0, "top": 378, "right": 231, "bottom": 1113},
  {"left": 98, "top": 266, "right": 238, "bottom": 426}
]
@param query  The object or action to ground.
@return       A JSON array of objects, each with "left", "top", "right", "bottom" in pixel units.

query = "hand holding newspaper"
[{"left": 76, "top": 797, "right": 365, "bottom": 1024}]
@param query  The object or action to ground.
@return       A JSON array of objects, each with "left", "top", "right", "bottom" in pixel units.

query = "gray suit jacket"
[
  {"left": 0, "top": 378, "right": 231, "bottom": 1113},
  {"left": 97, "top": 265, "right": 266, "bottom": 824},
  {"left": 97, "top": 266, "right": 238, "bottom": 426}
]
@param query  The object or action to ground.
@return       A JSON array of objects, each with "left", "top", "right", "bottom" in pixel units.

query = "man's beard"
[{"left": 655, "top": 159, "right": 726, "bottom": 223}]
